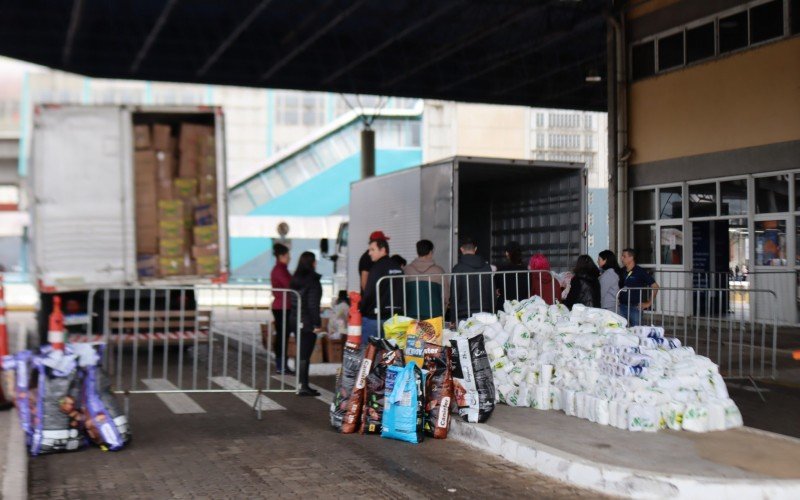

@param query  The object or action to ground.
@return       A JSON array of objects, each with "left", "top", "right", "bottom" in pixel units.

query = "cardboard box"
[
  {"left": 158, "top": 257, "right": 184, "bottom": 277},
  {"left": 192, "top": 244, "right": 219, "bottom": 258},
  {"left": 156, "top": 151, "right": 176, "bottom": 181},
  {"left": 134, "top": 150, "right": 158, "bottom": 254},
  {"left": 286, "top": 335, "right": 324, "bottom": 364},
  {"left": 158, "top": 199, "right": 184, "bottom": 221},
  {"left": 133, "top": 125, "right": 151, "bottom": 150},
  {"left": 137, "top": 254, "right": 158, "bottom": 278},
  {"left": 157, "top": 179, "right": 175, "bottom": 200},
  {"left": 159, "top": 219, "right": 186, "bottom": 240},
  {"left": 325, "top": 336, "right": 345, "bottom": 363},
  {"left": 194, "top": 203, "right": 216, "bottom": 226},
  {"left": 178, "top": 153, "right": 197, "bottom": 178},
  {"left": 199, "top": 154, "right": 216, "bottom": 175},
  {"left": 174, "top": 178, "right": 198, "bottom": 199},
  {"left": 152, "top": 124, "right": 172, "bottom": 151},
  {"left": 195, "top": 254, "right": 220, "bottom": 275},
  {"left": 198, "top": 173, "right": 216, "bottom": 197},
  {"left": 159, "top": 238, "right": 185, "bottom": 258},
  {"left": 193, "top": 224, "right": 218, "bottom": 246}
]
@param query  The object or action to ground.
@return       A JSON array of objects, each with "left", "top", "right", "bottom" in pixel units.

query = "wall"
[{"left": 629, "top": 37, "right": 800, "bottom": 166}]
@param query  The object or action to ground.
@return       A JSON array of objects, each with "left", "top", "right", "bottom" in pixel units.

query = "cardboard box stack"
[{"left": 135, "top": 120, "right": 220, "bottom": 278}]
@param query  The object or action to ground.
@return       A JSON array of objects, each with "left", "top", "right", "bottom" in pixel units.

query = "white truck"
[
  {"left": 27, "top": 104, "right": 229, "bottom": 339},
  {"left": 323, "top": 156, "right": 587, "bottom": 293}
]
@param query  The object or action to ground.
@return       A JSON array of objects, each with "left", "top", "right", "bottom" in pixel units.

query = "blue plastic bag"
[{"left": 381, "top": 363, "right": 424, "bottom": 444}]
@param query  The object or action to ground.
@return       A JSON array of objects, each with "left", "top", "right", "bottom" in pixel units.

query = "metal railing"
[
  {"left": 375, "top": 270, "right": 560, "bottom": 328},
  {"left": 85, "top": 285, "right": 301, "bottom": 419},
  {"left": 615, "top": 286, "right": 778, "bottom": 382}
]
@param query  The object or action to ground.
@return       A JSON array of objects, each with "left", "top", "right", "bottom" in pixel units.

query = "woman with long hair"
[
  {"left": 290, "top": 251, "right": 322, "bottom": 396},
  {"left": 528, "top": 253, "right": 561, "bottom": 305},
  {"left": 562, "top": 254, "right": 601, "bottom": 310},
  {"left": 597, "top": 250, "right": 624, "bottom": 312}
]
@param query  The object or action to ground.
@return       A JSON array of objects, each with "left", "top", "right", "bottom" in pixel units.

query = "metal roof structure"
[{"left": 0, "top": 0, "right": 608, "bottom": 111}]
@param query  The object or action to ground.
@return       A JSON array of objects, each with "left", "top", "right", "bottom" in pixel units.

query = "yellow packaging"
[
  {"left": 174, "top": 178, "right": 198, "bottom": 199},
  {"left": 158, "top": 257, "right": 183, "bottom": 276},
  {"left": 158, "top": 199, "right": 184, "bottom": 220},
  {"left": 382, "top": 315, "right": 414, "bottom": 350},
  {"left": 158, "top": 219, "right": 185, "bottom": 240},
  {"left": 403, "top": 317, "right": 443, "bottom": 367},
  {"left": 196, "top": 255, "right": 220, "bottom": 275},
  {"left": 193, "top": 224, "right": 218, "bottom": 246},
  {"left": 159, "top": 238, "right": 185, "bottom": 258}
]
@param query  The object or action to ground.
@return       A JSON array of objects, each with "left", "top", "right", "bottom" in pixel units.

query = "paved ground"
[{"left": 28, "top": 375, "right": 605, "bottom": 499}]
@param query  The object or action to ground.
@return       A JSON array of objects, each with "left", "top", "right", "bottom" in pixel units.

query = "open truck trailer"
[
  {"left": 344, "top": 156, "right": 586, "bottom": 291},
  {"left": 28, "top": 105, "right": 229, "bottom": 341}
]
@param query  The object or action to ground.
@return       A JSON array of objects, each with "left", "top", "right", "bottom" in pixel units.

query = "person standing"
[
  {"left": 450, "top": 236, "right": 493, "bottom": 320},
  {"left": 528, "top": 253, "right": 561, "bottom": 305},
  {"left": 269, "top": 243, "right": 293, "bottom": 374},
  {"left": 290, "top": 252, "right": 323, "bottom": 396},
  {"left": 562, "top": 255, "right": 601, "bottom": 310},
  {"left": 359, "top": 230, "right": 390, "bottom": 294},
  {"left": 404, "top": 239, "right": 449, "bottom": 318},
  {"left": 360, "top": 236, "right": 404, "bottom": 343},
  {"left": 618, "top": 248, "right": 660, "bottom": 326},
  {"left": 495, "top": 241, "right": 529, "bottom": 310},
  {"left": 597, "top": 250, "right": 624, "bottom": 312}
]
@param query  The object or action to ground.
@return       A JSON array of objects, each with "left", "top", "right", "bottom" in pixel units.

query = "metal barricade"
[
  {"left": 375, "top": 270, "right": 560, "bottom": 329},
  {"left": 85, "top": 285, "right": 301, "bottom": 419},
  {"left": 615, "top": 286, "right": 778, "bottom": 383}
]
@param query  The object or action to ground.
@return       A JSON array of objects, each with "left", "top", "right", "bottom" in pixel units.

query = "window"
[
  {"left": 536, "top": 133, "right": 545, "bottom": 148},
  {"left": 686, "top": 22, "right": 715, "bottom": 63},
  {"left": 689, "top": 183, "right": 716, "bottom": 217},
  {"left": 755, "top": 220, "right": 787, "bottom": 265},
  {"left": 719, "top": 11, "right": 748, "bottom": 53},
  {"left": 660, "top": 226, "right": 684, "bottom": 265},
  {"left": 633, "top": 225, "right": 656, "bottom": 264},
  {"left": 584, "top": 114, "right": 593, "bottom": 130},
  {"left": 750, "top": 0, "right": 784, "bottom": 44},
  {"left": 755, "top": 175, "right": 789, "bottom": 213},
  {"left": 585, "top": 134, "right": 594, "bottom": 150},
  {"left": 536, "top": 113, "right": 544, "bottom": 127},
  {"left": 658, "top": 32, "right": 684, "bottom": 71},
  {"left": 631, "top": 41, "right": 656, "bottom": 80},
  {"left": 659, "top": 186, "right": 682, "bottom": 219},
  {"left": 633, "top": 189, "right": 655, "bottom": 221},
  {"left": 720, "top": 179, "right": 748, "bottom": 215}
]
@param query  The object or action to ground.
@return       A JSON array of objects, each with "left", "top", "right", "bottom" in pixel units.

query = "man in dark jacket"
[
  {"left": 360, "top": 237, "right": 404, "bottom": 343},
  {"left": 450, "top": 236, "right": 494, "bottom": 320}
]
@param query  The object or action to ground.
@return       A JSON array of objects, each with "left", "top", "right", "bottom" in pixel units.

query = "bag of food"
[
  {"left": 405, "top": 317, "right": 443, "bottom": 367},
  {"left": 2, "top": 351, "right": 34, "bottom": 442},
  {"left": 341, "top": 338, "right": 382, "bottom": 434},
  {"left": 381, "top": 363, "right": 425, "bottom": 444},
  {"left": 81, "top": 345, "right": 131, "bottom": 451},
  {"left": 361, "top": 339, "right": 405, "bottom": 434},
  {"left": 450, "top": 333, "right": 495, "bottom": 423},
  {"left": 330, "top": 339, "right": 365, "bottom": 431},
  {"left": 423, "top": 343, "right": 453, "bottom": 439},
  {"left": 29, "top": 352, "right": 85, "bottom": 456},
  {"left": 383, "top": 315, "right": 414, "bottom": 349}
]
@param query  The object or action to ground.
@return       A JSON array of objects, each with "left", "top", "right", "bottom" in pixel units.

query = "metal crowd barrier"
[
  {"left": 615, "top": 286, "right": 778, "bottom": 384},
  {"left": 375, "top": 270, "right": 560, "bottom": 328},
  {"left": 85, "top": 285, "right": 301, "bottom": 419}
]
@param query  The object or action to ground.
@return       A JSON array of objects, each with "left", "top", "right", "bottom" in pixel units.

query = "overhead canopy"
[{"left": 0, "top": 0, "right": 607, "bottom": 110}]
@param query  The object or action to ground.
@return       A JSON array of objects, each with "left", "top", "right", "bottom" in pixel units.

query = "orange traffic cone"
[
  {"left": 346, "top": 292, "right": 362, "bottom": 348},
  {"left": 48, "top": 296, "right": 66, "bottom": 351}
]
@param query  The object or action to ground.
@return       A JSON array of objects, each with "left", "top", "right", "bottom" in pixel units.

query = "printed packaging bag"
[
  {"left": 381, "top": 363, "right": 425, "bottom": 444},
  {"left": 422, "top": 343, "right": 454, "bottom": 439},
  {"left": 450, "top": 333, "right": 495, "bottom": 423}
]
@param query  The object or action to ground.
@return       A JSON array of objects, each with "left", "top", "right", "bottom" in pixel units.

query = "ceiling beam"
[
  {"left": 439, "top": 16, "right": 603, "bottom": 92},
  {"left": 493, "top": 53, "right": 604, "bottom": 96},
  {"left": 130, "top": 0, "right": 180, "bottom": 73},
  {"left": 196, "top": 0, "right": 274, "bottom": 77},
  {"left": 381, "top": 2, "right": 543, "bottom": 88},
  {"left": 62, "top": 0, "right": 85, "bottom": 66},
  {"left": 259, "top": 0, "right": 368, "bottom": 81},
  {"left": 322, "top": 1, "right": 462, "bottom": 86}
]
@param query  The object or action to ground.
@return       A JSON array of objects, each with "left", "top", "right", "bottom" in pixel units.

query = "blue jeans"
[
  {"left": 617, "top": 305, "right": 641, "bottom": 327},
  {"left": 361, "top": 317, "right": 378, "bottom": 345}
]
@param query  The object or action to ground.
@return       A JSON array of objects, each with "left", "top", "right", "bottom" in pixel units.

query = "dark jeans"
[
  {"left": 272, "top": 309, "right": 289, "bottom": 370},
  {"left": 298, "top": 328, "right": 318, "bottom": 388}
]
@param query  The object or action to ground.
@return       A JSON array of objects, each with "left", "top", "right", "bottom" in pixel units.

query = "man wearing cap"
[
  {"left": 360, "top": 234, "right": 404, "bottom": 343},
  {"left": 359, "top": 230, "right": 389, "bottom": 295}
]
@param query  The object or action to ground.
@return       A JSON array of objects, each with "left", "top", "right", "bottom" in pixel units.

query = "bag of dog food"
[
  {"left": 341, "top": 338, "right": 382, "bottom": 434},
  {"left": 82, "top": 345, "right": 131, "bottom": 450},
  {"left": 330, "top": 341, "right": 365, "bottom": 431},
  {"left": 423, "top": 343, "right": 453, "bottom": 438},
  {"left": 361, "top": 339, "right": 405, "bottom": 434},
  {"left": 450, "top": 333, "right": 495, "bottom": 423},
  {"left": 29, "top": 351, "right": 85, "bottom": 456},
  {"left": 381, "top": 363, "right": 425, "bottom": 444}
]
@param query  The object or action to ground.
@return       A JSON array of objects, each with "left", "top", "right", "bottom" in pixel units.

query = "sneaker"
[{"left": 297, "top": 386, "right": 321, "bottom": 397}]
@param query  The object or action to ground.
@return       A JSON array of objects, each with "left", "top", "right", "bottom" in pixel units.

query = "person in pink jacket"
[
  {"left": 270, "top": 243, "right": 293, "bottom": 374},
  {"left": 529, "top": 253, "right": 561, "bottom": 305}
]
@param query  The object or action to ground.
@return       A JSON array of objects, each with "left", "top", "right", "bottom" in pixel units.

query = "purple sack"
[{"left": 81, "top": 344, "right": 130, "bottom": 451}]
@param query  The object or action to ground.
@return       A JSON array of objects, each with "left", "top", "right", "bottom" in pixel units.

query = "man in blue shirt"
[{"left": 617, "top": 248, "right": 659, "bottom": 327}]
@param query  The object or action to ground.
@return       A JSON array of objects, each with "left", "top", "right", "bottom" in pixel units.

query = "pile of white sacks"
[{"left": 455, "top": 296, "right": 743, "bottom": 433}]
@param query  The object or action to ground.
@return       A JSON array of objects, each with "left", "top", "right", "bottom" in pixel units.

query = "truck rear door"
[{"left": 31, "top": 105, "right": 131, "bottom": 288}]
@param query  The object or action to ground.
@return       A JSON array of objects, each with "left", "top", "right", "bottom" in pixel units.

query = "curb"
[
  {"left": 448, "top": 418, "right": 800, "bottom": 499},
  {"left": 2, "top": 410, "right": 28, "bottom": 500}
]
